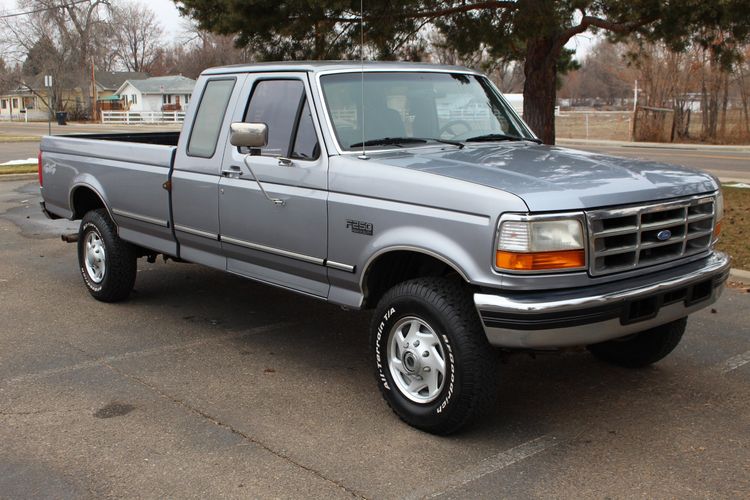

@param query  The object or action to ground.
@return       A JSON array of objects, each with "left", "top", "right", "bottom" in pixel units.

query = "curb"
[{"left": 730, "top": 268, "right": 750, "bottom": 284}]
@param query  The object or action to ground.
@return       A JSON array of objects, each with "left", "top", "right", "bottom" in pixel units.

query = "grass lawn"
[
  {"left": 717, "top": 185, "right": 750, "bottom": 270},
  {"left": 0, "top": 164, "right": 36, "bottom": 174},
  {"left": 0, "top": 136, "right": 40, "bottom": 142}
]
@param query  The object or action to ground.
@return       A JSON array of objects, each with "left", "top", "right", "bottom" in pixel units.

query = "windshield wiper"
[
  {"left": 417, "top": 137, "right": 464, "bottom": 149},
  {"left": 351, "top": 137, "right": 464, "bottom": 149},
  {"left": 350, "top": 137, "right": 427, "bottom": 148},
  {"left": 465, "top": 133, "right": 542, "bottom": 144}
]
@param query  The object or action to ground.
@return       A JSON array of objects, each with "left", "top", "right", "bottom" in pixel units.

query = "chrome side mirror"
[{"left": 230, "top": 122, "right": 268, "bottom": 148}]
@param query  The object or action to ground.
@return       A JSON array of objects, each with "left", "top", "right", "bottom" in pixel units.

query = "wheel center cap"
[{"left": 402, "top": 351, "right": 420, "bottom": 374}]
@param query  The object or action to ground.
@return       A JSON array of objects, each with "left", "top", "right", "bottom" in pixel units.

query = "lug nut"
[
  {"left": 403, "top": 342, "right": 409, "bottom": 348},
  {"left": 422, "top": 351, "right": 429, "bottom": 357},
  {"left": 424, "top": 366, "right": 431, "bottom": 372},
  {"left": 413, "top": 340, "right": 420, "bottom": 347}
]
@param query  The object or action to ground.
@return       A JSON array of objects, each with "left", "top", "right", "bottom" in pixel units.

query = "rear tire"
[
  {"left": 77, "top": 209, "right": 137, "bottom": 302},
  {"left": 371, "top": 278, "right": 496, "bottom": 435},
  {"left": 587, "top": 318, "right": 687, "bottom": 368}
]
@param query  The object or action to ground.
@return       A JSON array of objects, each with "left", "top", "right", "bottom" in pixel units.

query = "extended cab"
[{"left": 39, "top": 62, "right": 730, "bottom": 434}]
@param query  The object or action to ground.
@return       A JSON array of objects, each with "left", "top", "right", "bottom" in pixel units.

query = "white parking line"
[
  {"left": 719, "top": 350, "right": 750, "bottom": 374},
  {"left": 412, "top": 435, "right": 559, "bottom": 499}
]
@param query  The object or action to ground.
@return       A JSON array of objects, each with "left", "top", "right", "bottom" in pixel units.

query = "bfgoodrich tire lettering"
[
  {"left": 371, "top": 278, "right": 496, "bottom": 435},
  {"left": 77, "top": 209, "right": 137, "bottom": 302}
]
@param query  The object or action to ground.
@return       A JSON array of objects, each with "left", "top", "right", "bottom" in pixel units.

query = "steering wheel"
[{"left": 439, "top": 120, "right": 472, "bottom": 139}]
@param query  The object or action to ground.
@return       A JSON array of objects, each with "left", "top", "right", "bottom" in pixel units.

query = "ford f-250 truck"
[{"left": 39, "top": 62, "right": 729, "bottom": 434}]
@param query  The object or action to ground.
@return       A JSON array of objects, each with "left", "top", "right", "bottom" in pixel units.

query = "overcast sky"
[
  {"left": 0, "top": 0, "right": 186, "bottom": 39},
  {"left": 1, "top": 0, "right": 593, "bottom": 59}
]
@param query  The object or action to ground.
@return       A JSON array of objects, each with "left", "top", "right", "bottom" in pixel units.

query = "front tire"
[
  {"left": 77, "top": 209, "right": 137, "bottom": 302},
  {"left": 587, "top": 317, "right": 687, "bottom": 368},
  {"left": 371, "top": 278, "right": 496, "bottom": 435}
]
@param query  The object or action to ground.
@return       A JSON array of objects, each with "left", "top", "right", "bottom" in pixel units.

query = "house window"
[
  {"left": 131, "top": 94, "right": 137, "bottom": 105},
  {"left": 162, "top": 94, "right": 172, "bottom": 104},
  {"left": 1, "top": 99, "right": 6, "bottom": 109},
  {"left": 12, "top": 98, "right": 19, "bottom": 109},
  {"left": 184, "top": 94, "right": 190, "bottom": 104}
]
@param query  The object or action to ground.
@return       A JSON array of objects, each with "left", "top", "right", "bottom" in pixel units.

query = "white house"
[{"left": 115, "top": 75, "right": 196, "bottom": 113}]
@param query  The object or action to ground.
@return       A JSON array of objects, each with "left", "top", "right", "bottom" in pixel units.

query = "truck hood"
[{"left": 369, "top": 143, "right": 719, "bottom": 211}]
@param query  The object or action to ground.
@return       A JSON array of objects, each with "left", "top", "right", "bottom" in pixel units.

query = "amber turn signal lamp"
[
  {"left": 713, "top": 220, "right": 722, "bottom": 237},
  {"left": 496, "top": 249, "right": 585, "bottom": 271}
]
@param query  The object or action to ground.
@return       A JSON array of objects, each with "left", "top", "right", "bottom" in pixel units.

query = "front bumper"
[{"left": 475, "top": 252, "right": 730, "bottom": 348}]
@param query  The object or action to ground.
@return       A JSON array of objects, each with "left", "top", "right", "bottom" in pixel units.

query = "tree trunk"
[{"left": 523, "top": 37, "right": 559, "bottom": 145}]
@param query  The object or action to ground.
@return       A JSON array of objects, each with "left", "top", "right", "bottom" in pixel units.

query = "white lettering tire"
[{"left": 371, "top": 278, "right": 497, "bottom": 435}]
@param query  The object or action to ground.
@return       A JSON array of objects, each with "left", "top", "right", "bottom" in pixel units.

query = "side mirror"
[{"left": 230, "top": 122, "right": 268, "bottom": 148}]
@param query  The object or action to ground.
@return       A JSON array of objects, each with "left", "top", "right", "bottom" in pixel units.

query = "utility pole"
[
  {"left": 91, "top": 61, "right": 97, "bottom": 122},
  {"left": 631, "top": 80, "right": 639, "bottom": 141}
]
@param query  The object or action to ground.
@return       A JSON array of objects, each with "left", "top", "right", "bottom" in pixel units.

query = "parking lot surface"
[{"left": 1, "top": 178, "right": 749, "bottom": 498}]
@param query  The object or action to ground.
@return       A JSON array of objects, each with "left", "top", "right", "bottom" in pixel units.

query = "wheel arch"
[
  {"left": 360, "top": 246, "right": 473, "bottom": 309},
  {"left": 69, "top": 182, "right": 114, "bottom": 222}
]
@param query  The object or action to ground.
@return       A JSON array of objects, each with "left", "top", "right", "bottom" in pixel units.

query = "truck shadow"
[{"left": 127, "top": 259, "right": 708, "bottom": 441}]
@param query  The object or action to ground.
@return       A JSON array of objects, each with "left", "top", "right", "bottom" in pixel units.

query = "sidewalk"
[{"left": 557, "top": 138, "right": 750, "bottom": 152}]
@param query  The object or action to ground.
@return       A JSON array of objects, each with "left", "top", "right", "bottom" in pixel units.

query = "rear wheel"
[
  {"left": 587, "top": 318, "right": 687, "bottom": 368},
  {"left": 371, "top": 278, "right": 496, "bottom": 435},
  {"left": 77, "top": 209, "right": 137, "bottom": 302}
]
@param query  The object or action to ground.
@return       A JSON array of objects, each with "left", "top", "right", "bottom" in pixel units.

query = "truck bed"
[{"left": 40, "top": 133, "right": 179, "bottom": 257}]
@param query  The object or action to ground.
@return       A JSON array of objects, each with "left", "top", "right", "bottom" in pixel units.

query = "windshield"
[{"left": 319, "top": 72, "right": 533, "bottom": 151}]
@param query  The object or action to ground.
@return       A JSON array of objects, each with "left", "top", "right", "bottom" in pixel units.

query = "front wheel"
[
  {"left": 371, "top": 278, "right": 496, "bottom": 435},
  {"left": 77, "top": 209, "right": 137, "bottom": 302},
  {"left": 587, "top": 317, "right": 687, "bottom": 368}
]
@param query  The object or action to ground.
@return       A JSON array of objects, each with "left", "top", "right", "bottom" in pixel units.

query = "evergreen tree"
[{"left": 177, "top": 0, "right": 750, "bottom": 144}]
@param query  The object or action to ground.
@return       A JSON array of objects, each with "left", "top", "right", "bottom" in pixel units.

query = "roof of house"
[
  {"left": 117, "top": 75, "right": 196, "bottom": 95},
  {"left": 96, "top": 71, "right": 149, "bottom": 91}
]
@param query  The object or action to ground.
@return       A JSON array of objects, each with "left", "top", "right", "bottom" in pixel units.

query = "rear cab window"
[{"left": 188, "top": 79, "right": 237, "bottom": 158}]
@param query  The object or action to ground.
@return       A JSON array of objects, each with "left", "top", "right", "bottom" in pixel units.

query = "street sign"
[{"left": 44, "top": 75, "right": 52, "bottom": 135}]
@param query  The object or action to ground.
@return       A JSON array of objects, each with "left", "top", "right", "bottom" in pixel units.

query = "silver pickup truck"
[{"left": 39, "top": 62, "right": 729, "bottom": 434}]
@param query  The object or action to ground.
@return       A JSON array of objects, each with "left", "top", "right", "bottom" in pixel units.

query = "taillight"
[{"left": 38, "top": 151, "right": 43, "bottom": 186}]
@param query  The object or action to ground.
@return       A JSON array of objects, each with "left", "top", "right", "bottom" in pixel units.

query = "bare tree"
[
  {"left": 164, "top": 24, "right": 254, "bottom": 79},
  {"left": 1, "top": 0, "right": 111, "bottom": 116},
  {"left": 111, "top": 1, "right": 164, "bottom": 73}
]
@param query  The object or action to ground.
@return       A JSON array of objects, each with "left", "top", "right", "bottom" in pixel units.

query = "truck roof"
[{"left": 201, "top": 60, "right": 479, "bottom": 76}]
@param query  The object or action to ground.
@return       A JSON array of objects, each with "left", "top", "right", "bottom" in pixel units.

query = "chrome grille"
[{"left": 587, "top": 196, "right": 715, "bottom": 276}]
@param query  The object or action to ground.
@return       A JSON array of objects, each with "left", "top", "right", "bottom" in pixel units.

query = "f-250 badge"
[{"left": 346, "top": 219, "right": 374, "bottom": 236}]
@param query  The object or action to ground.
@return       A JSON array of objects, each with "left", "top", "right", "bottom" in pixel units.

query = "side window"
[
  {"left": 243, "top": 79, "right": 319, "bottom": 159},
  {"left": 187, "top": 79, "right": 236, "bottom": 158}
]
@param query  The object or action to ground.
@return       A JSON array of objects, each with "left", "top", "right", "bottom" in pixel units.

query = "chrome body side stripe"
[
  {"left": 174, "top": 224, "right": 219, "bottom": 240},
  {"left": 220, "top": 235, "right": 325, "bottom": 265},
  {"left": 111, "top": 208, "right": 168, "bottom": 227},
  {"left": 325, "top": 260, "right": 355, "bottom": 273}
]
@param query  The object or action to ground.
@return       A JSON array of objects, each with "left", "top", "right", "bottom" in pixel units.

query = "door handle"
[
  {"left": 221, "top": 166, "right": 243, "bottom": 178},
  {"left": 278, "top": 157, "right": 294, "bottom": 167}
]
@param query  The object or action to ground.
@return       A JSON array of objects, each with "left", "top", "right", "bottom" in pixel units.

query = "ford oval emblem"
[{"left": 657, "top": 229, "right": 672, "bottom": 241}]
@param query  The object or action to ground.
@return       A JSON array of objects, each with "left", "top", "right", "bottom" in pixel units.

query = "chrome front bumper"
[{"left": 474, "top": 252, "right": 730, "bottom": 348}]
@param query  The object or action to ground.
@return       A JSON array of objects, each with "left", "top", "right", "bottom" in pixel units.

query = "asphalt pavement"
[{"left": 1, "top": 178, "right": 749, "bottom": 498}]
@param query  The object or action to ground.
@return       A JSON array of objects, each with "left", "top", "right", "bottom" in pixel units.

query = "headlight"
[
  {"left": 496, "top": 215, "right": 586, "bottom": 272},
  {"left": 713, "top": 190, "right": 724, "bottom": 243}
]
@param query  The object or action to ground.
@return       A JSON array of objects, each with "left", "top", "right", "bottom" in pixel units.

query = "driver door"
[{"left": 218, "top": 74, "right": 329, "bottom": 297}]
